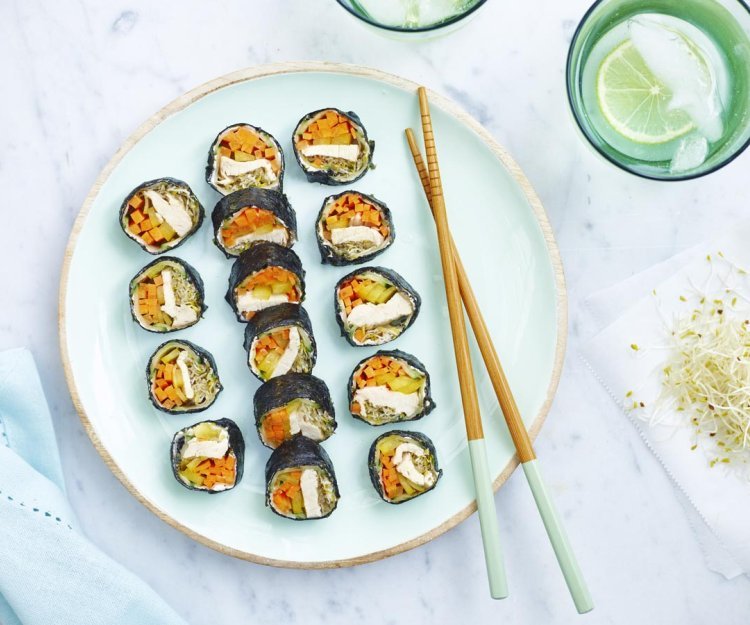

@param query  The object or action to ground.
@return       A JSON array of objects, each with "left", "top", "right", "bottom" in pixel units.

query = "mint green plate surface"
[{"left": 60, "top": 63, "right": 565, "bottom": 567}]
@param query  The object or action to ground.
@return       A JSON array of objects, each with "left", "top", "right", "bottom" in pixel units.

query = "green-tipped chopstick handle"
[
  {"left": 522, "top": 459, "right": 593, "bottom": 613},
  {"left": 468, "top": 439, "right": 508, "bottom": 599}
]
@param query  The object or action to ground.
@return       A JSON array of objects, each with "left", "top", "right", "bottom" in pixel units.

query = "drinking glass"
[
  {"left": 335, "top": 0, "right": 488, "bottom": 39},
  {"left": 566, "top": 0, "right": 750, "bottom": 180}
]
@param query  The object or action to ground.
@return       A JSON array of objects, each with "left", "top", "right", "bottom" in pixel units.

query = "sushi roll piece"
[
  {"left": 265, "top": 436, "right": 340, "bottom": 520},
  {"left": 316, "top": 191, "right": 394, "bottom": 265},
  {"left": 147, "top": 340, "right": 222, "bottom": 414},
  {"left": 171, "top": 419, "right": 244, "bottom": 493},
  {"left": 225, "top": 241, "right": 305, "bottom": 322},
  {"left": 348, "top": 350, "right": 435, "bottom": 425},
  {"left": 368, "top": 430, "right": 442, "bottom": 504},
  {"left": 120, "top": 178, "right": 204, "bottom": 254},
  {"left": 334, "top": 267, "right": 420, "bottom": 346},
  {"left": 212, "top": 188, "right": 297, "bottom": 258},
  {"left": 244, "top": 304, "right": 316, "bottom": 382},
  {"left": 206, "top": 123, "right": 284, "bottom": 195},
  {"left": 254, "top": 373, "right": 336, "bottom": 449},
  {"left": 292, "top": 108, "right": 374, "bottom": 185},
  {"left": 129, "top": 257, "right": 205, "bottom": 333}
]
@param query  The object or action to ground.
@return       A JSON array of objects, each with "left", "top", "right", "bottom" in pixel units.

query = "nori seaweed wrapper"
[
  {"left": 119, "top": 177, "right": 205, "bottom": 255},
  {"left": 128, "top": 256, "right": 206, "bottom": 333},
  {"left": 146, "top": 339, "right": 222, "bottom": 414},
  {"left": 347, "top": 349, "right": 435, "bottom": 425},
  {"left": 265, "top": 436, "right": 340, "bottom": 520},
  {"left": 170, "top": 418, "right": 245, "bottom": 493},
  {"left": 225, "top": 241, "right": 305, "bottom": 322},
  {"left": 292, "top": 108, "right": 375, "bottom": 185},
  {"left": 315, "top": 191, "right": 395, "bottom": 266},
  {"left": 243, "top": 304, "right": 317, "bottom": 380},
  {"left": 368, "top": 430, "right": 442, "bottom": 504},
  {"left": 205, "top": 123, "right": 285, "bottom": 195},
  {"left": 211, "top": 187, "right": 297, "bottom": 258},
  {"left": 334, "top": 266, "right": 421, "bottom": 346},
  {"left": 254, "top": 373, "right": 336, "bottom": 447}
]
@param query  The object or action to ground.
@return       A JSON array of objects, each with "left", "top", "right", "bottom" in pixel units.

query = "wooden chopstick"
[
  {"left": 416, "top": 87, "right": 508, "bottom": 600},
  {"left": 405, "top": 128, "right": 535, "bottom": 461},
  {"left": 407, "top": 90, "right": 593, "bottom": 613}
]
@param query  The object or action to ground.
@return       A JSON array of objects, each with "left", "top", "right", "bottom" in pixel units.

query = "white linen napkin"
[{"left": 581, "top": 222, "right": 750, "bottom": 579}]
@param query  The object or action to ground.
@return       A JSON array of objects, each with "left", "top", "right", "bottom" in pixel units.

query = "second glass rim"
[
  {"left": 335, "top": 0, "right": 489, "bottom": 34},
  {"left": 565, "top": 0, "right": 750, "bottom": 182}
]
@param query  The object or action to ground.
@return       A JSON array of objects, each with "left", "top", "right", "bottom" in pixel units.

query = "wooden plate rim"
[{"left": 58, "top": 61, "right": 567, "bottom": 569}]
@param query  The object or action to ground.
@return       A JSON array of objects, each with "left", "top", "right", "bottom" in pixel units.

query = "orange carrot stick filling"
[
  {"left": 350, "top": 355, "right": 411, "bottom": 414},
  {"left": 217, "top": 126, "right": 281, "bottom": 173},
  {"left": 152, "top": 359, "right": 188, "bottom": 410},
  {"left": 321, "top": 193, "right": 389, "bottom": 242},
  {"left": 236, "top": 267, "right": 300, "bottom": 320},
  {"left": 271, "top": 470, "right": 303, "bottom": 514},
  {"left": 180, "top": 454, "right": 236, "bottom": 489},
  {"left": 253, "top": 328, "right": 291, "bottom": 373},
  {"left": 379, "top": 451, "right": 404, "bottom": 501},
  {"left": 221, "top": 206, "right": 282, "bottom": 249},
  {"left": 295, "top": 111, "right": 358, "bottom": 168},
  {"left": 126, "top": 192, "right": 179, "bottom": 247},
  {"left": 261, "top": 407, "right": 291, "bottom": 448}
]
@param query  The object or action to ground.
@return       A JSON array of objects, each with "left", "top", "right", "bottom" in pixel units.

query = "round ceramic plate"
[{"left": 60, "top": 63, "right": 566, "bottom": 568}]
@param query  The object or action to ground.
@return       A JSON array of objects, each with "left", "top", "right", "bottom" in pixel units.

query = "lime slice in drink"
[{"left": 596, "top": 39, "right": 695, "bottom": 144}]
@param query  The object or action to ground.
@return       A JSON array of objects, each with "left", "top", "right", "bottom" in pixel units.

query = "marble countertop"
[{"left": 2, "top": 0, "right": 749, "bottom": 623}]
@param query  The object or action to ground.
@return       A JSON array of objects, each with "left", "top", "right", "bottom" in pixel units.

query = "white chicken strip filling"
[
  {"left": 346, "top": 293, "right": 413, "bottom": 328},
  {"left": 287, "top": 403, "right": 324, "bottom": 441},
  {"left": 300, "top": 469, "right": 322, "bottom": 518},
  {"left": 181, "top": 430, "right": 229, "bottom": 460},
  {"left": 330, "top": 226, "right": 384, "bottom": 248},
  {"left": 175, "top": 350, "right": 194, "bottom": 400},
  {"left": 270, "top": 327, "right": 301, "bottom": 378},
  {"left": 143, "top": 190, "right": 192, "bottom": 237},
  {"left": 301, "top": 144, "right": 360, "bottom": 162},
  {"left": 159, "top": 270, "right": 198, "bottom": 329},
  {"left": 232, "top": 227, "right": 288, "bottom": 248},
  {"left": 217, "top": 156, "right": 276, "bottom": 185},
  {"left": 354, "top": 385, "right": 420, "bottom": 419},
  {"left": 236, "top": 292, "right": 290, "bottom": 314},
  {"left": 393, "top": 442, "right": 435, "bottom": 487}
]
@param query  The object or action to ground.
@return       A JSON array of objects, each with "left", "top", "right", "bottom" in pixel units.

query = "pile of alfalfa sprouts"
[{"left": 633, "top": 253, "right": 750, "bottom": 472}]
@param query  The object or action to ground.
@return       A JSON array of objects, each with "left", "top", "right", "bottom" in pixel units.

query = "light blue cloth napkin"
[{"left": 0, "top": 348, "right": 187, "bottom": 625}]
